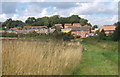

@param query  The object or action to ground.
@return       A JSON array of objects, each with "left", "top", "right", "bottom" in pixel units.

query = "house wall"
[{"left": 71, "top": 31, "right": 90, "bottom": 38}]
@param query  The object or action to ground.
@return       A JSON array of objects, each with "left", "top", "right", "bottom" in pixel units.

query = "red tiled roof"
[
  {"left": 55, "top": 24, "right": 62, "bottom": 26},
  {"left": 73, "top": 23, "right": 81, "bottom": 26},
  {"left": 72, "top": 26, "right": 90, "bottom": 31},
  {"left": 10, "top": 27, "right": 22, "bottom": 30},
  {"left": 100, "top": 25, "right": 116, "bottom": 31},
  {"left": 64, "top": 23, "right": 72, "bottom": 26},
  {"left": 24, "top": 26, "right": 32, "bottom": 28}
]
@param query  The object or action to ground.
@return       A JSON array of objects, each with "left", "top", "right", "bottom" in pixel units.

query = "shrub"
[
  {"left": 2, "top": 32, "right": 18, "bottom": 37},
  {"left": 98, "top": 29, "right": 106, "bottom": 40}
]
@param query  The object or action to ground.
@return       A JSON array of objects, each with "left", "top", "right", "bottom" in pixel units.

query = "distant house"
[
  {"left": 63, "top": 23, "right": 91, "bottom": 38},
  {"left": 100, "top": 25, "right": 116, "bottom": 35},
  {"left": 54, "top": 24, "right": 63, "bottom": 28},
  {"left": 61, "top": 28, "right": 72, "bottom": 33},
  {"left": 23, "top": 26, "right": 32, "bottom": 30},
  {"left": 64, "top": 24, "right": 73, "bottom": 28},
  {"left": 23, "top": 26, "right": 48, "bottom": 30},
  {"left": 73, "top": 23, "right": 81, "bottom": 27},
  {"left": 71, "top": 26, "right": 91, "bottom": 38},
  {"left": 10, "top": 27, "right": 22, "bottom": 31}
]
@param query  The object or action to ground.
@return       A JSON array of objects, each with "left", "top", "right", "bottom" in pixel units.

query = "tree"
[
  {"left": 113, "top": 24, "right": 120, "bottom": 41},
  {"left": 69, "top": 15, "right": 80, "bottom": 24},
  {"left": 80, "top": 18, "right": 88, "bottom": 26},
  {"left": 92, "top": 25, "right": 98, "bottom": 30},
  {"left": 98, "top": 29, "right": 106, "bottom": 40},
  {"left": 25, "top": 17, "right": 36, "bottom": 25},
  {"left": 114, "top": 21, "right": 120, "bottom": 26},
  {"left": 49, "top": 15, "right": 60, "bottom": 27}
]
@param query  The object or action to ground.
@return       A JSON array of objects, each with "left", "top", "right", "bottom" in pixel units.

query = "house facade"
[
  {"left": 100, "top": 25, "right": 116, "bottom": 35},
  {"left": 63, "top": 23, "right": 91, "bottom": 38},
  {"left": 54, "top": 24, "right": 63, "bottom": 28},
  {"left": 71, "top": 26, "right": 91, "bottom": 38}
]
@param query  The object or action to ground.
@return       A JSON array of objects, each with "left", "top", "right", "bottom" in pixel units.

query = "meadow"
[
  {"left": 2, "top": 39, "right": 83, "bottom": 75},
  {"left": 74, "top": 36, "right": 118, "bottom": 75},
  {"left": 2, "top": 36, "right": 118, "bottom": 75}
]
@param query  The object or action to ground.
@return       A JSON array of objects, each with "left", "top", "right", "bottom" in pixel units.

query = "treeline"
[{"left": 1, "top": 15, "right": 92, "bottom": 30}]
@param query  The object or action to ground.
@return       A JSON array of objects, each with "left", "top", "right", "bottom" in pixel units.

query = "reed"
[{"left": 2, "top": 39, "right": 83, "bottom": 75}]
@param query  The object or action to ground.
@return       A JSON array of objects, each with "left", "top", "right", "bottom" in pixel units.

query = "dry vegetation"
[{"left": 2, "top": 39, "right": 83, "bottom": 75}]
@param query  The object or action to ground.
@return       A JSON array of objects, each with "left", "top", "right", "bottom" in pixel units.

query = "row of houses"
[
  {"left": 55, "top": 23, "right": 116, "bottom": 38},
  {"left": 0, "top": 23, "right": 116, "bottom": 38},
  {"left": 55, "top": 23, "right": 92, "bottom": 38},
  {"left": 5, "top": 26, "right": 55, "bottom": 34}
]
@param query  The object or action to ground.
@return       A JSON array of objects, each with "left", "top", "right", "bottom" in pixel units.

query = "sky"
[{"left": 0, "top": 0, "right": 119, "bottom": 27}]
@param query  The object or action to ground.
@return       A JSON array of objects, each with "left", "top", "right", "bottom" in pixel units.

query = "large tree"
[
  {"left": 80, "top": 18, "right": 88, "bottom": 26},
  {"left": 69, "top": 15, "right": 81, "bottom": 24}
]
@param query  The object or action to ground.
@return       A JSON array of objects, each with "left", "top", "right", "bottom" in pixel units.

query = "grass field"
[
  {"left": 2, "top": 39, "right": 83, "bottom": 75},
  {"left": 73, "top": 36, "right": 118, "bottom": 75}
]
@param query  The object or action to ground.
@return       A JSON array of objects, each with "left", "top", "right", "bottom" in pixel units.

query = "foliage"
[
  {"left": 25, "top": 17, "right": 37, "bottom": 25},
  {"left": 1, "top": 15, "right": 92, "bottom": 29},
  {"left": 113, "top": 23, "right": 120, "bottom": 41},
  {"left": 98, "top": 29, "right": 106, "bottom": 40},
  {"left": 80, "top": 18, "right": 88, "bottom": 26},
  {"left": 92, "top": 25, "right": 98, "bottom": 30},
  {"left": 2, "top": 18, "right": 26, "bottom": 29},
  {"left": 113, "top": 21, "right": 120, "bottom": 26},
  {"left": 52, "top": 26, "right": 74, "bottom": 41},
  {"left": 2, "top": 32, "right": 18, "bottom": 37}
]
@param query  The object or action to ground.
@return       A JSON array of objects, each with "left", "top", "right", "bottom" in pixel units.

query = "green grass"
[{"left": 73, "top": 36, "right": 118, "bottom": 75}]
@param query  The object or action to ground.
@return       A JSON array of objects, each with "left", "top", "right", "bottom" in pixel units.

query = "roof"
[
  {"left": 72, "top": 26, "right": 90, "bottom": 31},
  {"left": 100, "top": 25, "right": 116, "bottom": 31},
  {"left": 32, "top": 26, "right": 48, "bottom": 28},
  {"left": 24, "top": 26, "right": 32, "bottom": 28},
  {"left": 61, "top": 28, "right": 71, "bottom": 33},
  {"left": 55, "top": 24, "right": 62, "bottom": 26},
  {"left": 10, "top": 27, "right": 22, "bottom": 30},
  {"left": 73, "top": 23, "right": 81, "bottom": 26},
  {"left": 64, "top": 23, "right": 72, "bottom": 26},
  {"left": 24, "top": 26, "right": 48, "bottom": 29}
]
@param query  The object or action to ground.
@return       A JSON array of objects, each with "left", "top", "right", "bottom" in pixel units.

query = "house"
[
  {"left": 61, "top": 28, "right": 72, "bottom": 33},
  {"left": 23, "top": 26, "right": 48, "bottom": 30},
  {"left": 54, "top": 24, "right": 63, "bottom": 28},
  {"left": 73, "top": 23, "right": 81, "bottom": 27},
  {"left": 64, "top": 24, "right": 73, "bottom": 28},
  {"left": 71, "top": 26, "right": 91, "bottom": 38},
  {"left": 23, "top": 26, "right": 32, "bottom": 30},
  {"left": 63, "top": 23, "right": 91, "bottom": 38},
  {"left": 10, "top": 27, "right": 22, "bottom": 31},
  {"left": 100, "top": 25, "right": 116, "bottom": 35}
]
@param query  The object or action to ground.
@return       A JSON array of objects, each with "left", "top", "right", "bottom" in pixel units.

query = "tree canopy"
[{"left": 1, "top": 15, "right": 92, "bottom": 29}]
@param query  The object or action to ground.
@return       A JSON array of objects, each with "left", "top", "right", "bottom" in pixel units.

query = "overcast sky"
[{"left": 0, "top": 0, "right": 119, "bottom": 27}]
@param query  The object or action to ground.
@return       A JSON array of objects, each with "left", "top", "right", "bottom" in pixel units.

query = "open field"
[
  {"left": 74, "top": 36, "right": 118, "bottom": 75},
  {"left": 2, "top": 39, "right": 83, "bottom": 75}
]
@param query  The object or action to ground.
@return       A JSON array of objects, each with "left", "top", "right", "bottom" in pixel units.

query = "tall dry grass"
[{"left": 2, "top": 39, "right": 83, "bottom": 75}]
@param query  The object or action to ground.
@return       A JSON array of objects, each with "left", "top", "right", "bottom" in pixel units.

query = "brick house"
[
  {"left": 54, "top": 24, "right": 63, "bottom": 28},
  {"left": 71, "top": 26, "right": 91, "bottom": 38},
  {"left": 23, "top": 26, "right": 48, "bottom": 30},
  {"left": 63, "top": 23, "right": 91, "bottom": 38},
  {"left": 100, "top": 25, "right": 116, "bottom": 35},
  {"left": 73, "top": 23, "right": 81, "bottom": 27},
  {"left": 64, "top": 24, "right": 73, "bottom": 28},
  {"left": 10, "top": 27, "right": 22, "bottom": 31}
]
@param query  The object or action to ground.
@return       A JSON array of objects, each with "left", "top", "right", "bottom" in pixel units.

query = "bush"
[
  {"left": 25, "top": 31, "right": 40, "bottom": 37},
  {"left": 98, "top": 29, "right": 106, "bottom": 40},
  {"left": 2, "top": 32, "right": 18, "bottom": 37},
  {"left": 52, "top": 30, "right": 74, "bottom": 41}
]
